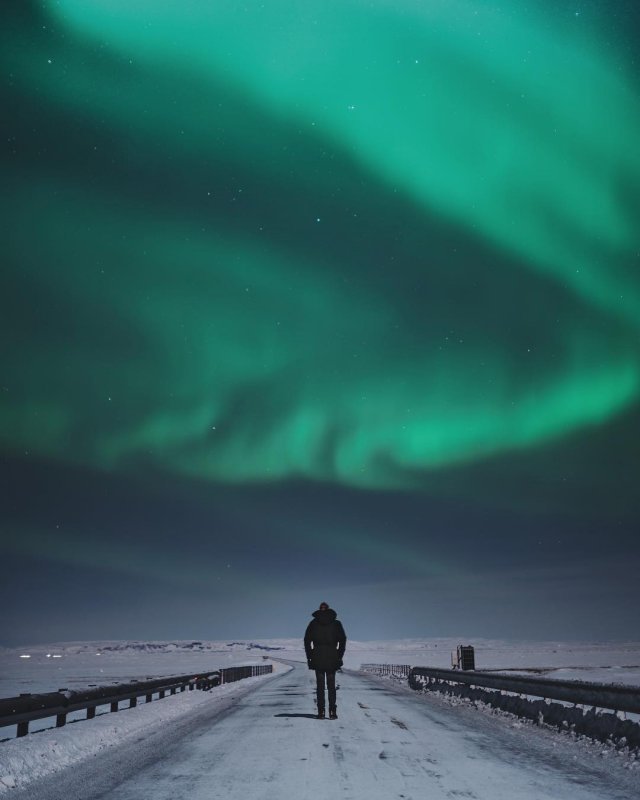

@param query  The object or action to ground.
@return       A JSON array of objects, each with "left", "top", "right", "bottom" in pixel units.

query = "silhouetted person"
[{"left": 304, "top": 602, "right": 347, "bottom": 719}]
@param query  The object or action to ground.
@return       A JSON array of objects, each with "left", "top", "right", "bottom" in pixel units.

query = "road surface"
[{"left": 15, "top": 662, "right": 639, "bottom": 800}]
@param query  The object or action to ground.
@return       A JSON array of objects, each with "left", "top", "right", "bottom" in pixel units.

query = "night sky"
[{"left": 2, "top": 1, "right": 639, "bottom": 646}]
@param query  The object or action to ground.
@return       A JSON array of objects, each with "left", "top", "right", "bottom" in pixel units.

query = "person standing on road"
[{"left": 304, "top": 602, "right": 347, "bottom": 720}]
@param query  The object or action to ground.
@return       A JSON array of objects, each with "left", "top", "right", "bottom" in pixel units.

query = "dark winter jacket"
[{"left": 304, "top": 608, "right": 347, "bottom": 671}]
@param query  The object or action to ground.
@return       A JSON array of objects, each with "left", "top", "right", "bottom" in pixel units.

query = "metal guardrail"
[
  {"left": 0, "top": 664, "right": 273, "bottom": 738},
  {"left": 408, "top": 667, "right": 640, "bottom": 714},
  {"left": 408, "top": 666, "right": 640, "bottom": 748},
  {"left": 361, "top": 663, "right": 640, "bottom": 748},
  {"left": 361, "top": 664, "right": 412, "bottom": 678}
]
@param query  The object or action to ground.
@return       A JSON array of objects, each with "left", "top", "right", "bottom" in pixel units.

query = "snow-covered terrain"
[
  {"left": 1, "top": 639, "right": 639, "bottom": 798},
  {"left": 3, "top": 638, "right": 639, "bottom": 699},
  {"left": 0, "top": 639, "right": 288, "bottom": 699}
]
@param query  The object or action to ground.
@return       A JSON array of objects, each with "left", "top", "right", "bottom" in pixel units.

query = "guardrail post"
[
  {"left": 17, "top": 721, "right": 29, "bottom": 737},
  {"left": 56, "top": 713, "right": 66, "bottom": 728},
  {"left": 111, "top": 701, "right": 119, "bottom": 713},
  {"left": 130, "top": 697, "right": 137, "bottom": 708},
  {"left": 87, "top": 707, "right": 96, "bottom": 719},
  {"left": 146, "top": 693, "right": 152, "bottom": 702}
]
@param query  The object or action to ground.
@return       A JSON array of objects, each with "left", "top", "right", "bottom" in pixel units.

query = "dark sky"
[{"left": 2, "top": 1, "right": 639, "bottom": 646}]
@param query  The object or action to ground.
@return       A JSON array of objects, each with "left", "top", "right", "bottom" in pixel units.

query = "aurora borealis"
[{"left": 2, "top": 1, "right": 639, "bottom": 644}]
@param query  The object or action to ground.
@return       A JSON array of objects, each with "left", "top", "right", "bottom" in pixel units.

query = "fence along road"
[
  {"left": 14, "top": 662, "right": 639, "bottom": 800},
  {"left": 0, "top": 664, "right": 272, "bottom": 738}
]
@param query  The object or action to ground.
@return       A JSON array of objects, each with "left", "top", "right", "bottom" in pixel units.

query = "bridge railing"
[{"left": 0, "top": 663, "right": 273, "bottom": 738}]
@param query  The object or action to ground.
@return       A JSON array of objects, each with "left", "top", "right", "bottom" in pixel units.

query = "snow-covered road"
[{"left": 14, "top": 662, "right": 639, "bottom": 800}]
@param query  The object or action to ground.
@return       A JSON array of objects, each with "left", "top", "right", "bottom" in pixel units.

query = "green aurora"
[{"left": 2, "top": 0, "right": 639, "bottom": 495}]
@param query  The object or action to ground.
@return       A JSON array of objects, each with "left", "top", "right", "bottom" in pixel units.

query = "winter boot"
[
  {"left": 317, "top": 709, "right": 326, "bottom": 720},
  {"left": 329, "top": 707, "right": 337, "bottom": 720}
]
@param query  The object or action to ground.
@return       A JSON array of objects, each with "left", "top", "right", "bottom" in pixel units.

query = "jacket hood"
[{"left": 312, "top": 608, "right": 337, "bottom": 624}]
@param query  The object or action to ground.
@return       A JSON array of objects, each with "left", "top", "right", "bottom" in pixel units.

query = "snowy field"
[
  {"left": 1, "top": 639, "right": 639, "bottom": 797},
  {"left": 2, "top": 637, "right": 639, "bottom": 699},
  {"left": 0, "top": 640, "right": 289, "bottom": 699}
]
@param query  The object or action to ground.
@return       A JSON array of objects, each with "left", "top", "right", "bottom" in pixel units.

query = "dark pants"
[{"left": 315, "top": 669, "right": 336, "bottom": 711}]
